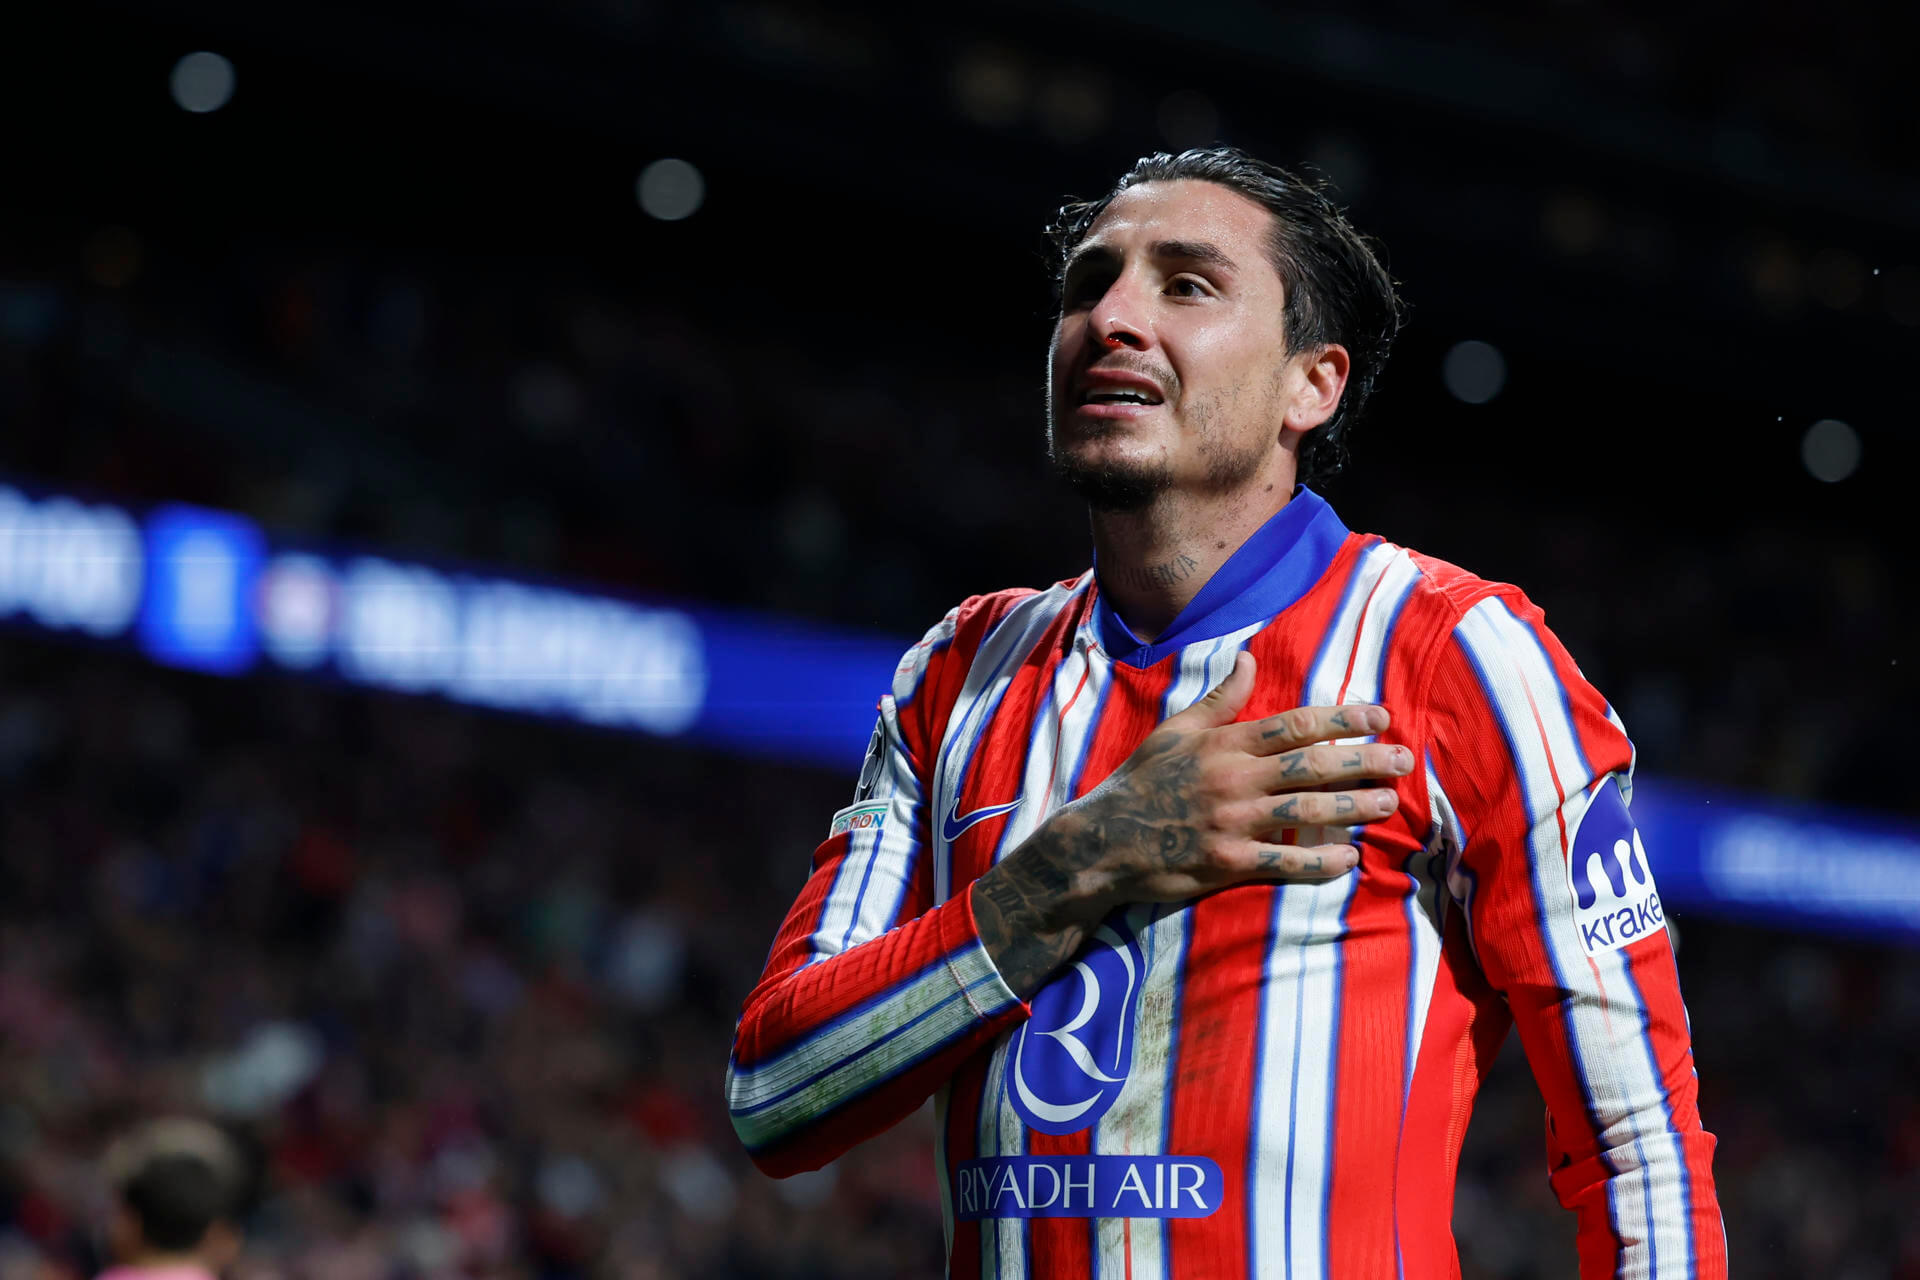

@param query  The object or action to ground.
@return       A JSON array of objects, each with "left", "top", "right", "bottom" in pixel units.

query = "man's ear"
[{"left": 1282, "top": 344, "right": 1351, "bottom": 435}]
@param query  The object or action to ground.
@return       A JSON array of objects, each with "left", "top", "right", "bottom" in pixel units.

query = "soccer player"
[
  {"left": 727, "top": 147, "right": 1725, "bottom": 1279},
  {"left": 97, "top": 1119, "right": 245, "bottom": 1280}
]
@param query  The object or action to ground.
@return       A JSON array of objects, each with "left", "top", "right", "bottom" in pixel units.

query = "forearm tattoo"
[{"left": 974, "top": 733, "right": 1201, "bottom": 997}]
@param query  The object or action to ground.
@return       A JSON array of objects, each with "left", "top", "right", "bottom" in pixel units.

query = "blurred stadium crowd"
[{"left": 0, "top": 642, "right": 1915, "bottom": 1280}]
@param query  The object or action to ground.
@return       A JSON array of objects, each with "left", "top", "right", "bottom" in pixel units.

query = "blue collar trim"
[{"left": 1092, "top": 487, "right": 1350, "bottom": 668}]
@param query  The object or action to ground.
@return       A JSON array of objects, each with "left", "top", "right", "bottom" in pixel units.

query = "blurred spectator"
[{"left": 99, "top": 1119, "right": 245, "bottom": 1280}]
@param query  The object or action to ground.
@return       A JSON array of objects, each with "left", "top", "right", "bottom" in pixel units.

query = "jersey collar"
[{"left": 1091, "top": 486, "right": 1350, "bottom": 668}]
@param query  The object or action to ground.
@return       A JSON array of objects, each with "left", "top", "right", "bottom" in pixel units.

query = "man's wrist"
[
  {"left": 971, "top": 874, "right": 1086, "bottom": 1001},
  {"left": 970, "top": 807, "right": 1114, "bottom": 999}
]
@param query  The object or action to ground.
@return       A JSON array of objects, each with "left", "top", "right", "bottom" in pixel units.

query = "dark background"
[{"left": 0, "top": 2, "right": 1915, "bottom": 1277}]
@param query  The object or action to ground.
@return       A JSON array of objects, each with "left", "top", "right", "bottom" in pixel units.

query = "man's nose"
[{"left": 1091, "top": 281, "right": 1150, "bottom": 351}]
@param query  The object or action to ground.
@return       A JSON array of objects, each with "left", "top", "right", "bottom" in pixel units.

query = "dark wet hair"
[
  {"left": 1047, "top": 147, "right": 1405, "bottom": 487},
  {"left": 107, "top": 1119, "right": 243, "bottom": 1253}
]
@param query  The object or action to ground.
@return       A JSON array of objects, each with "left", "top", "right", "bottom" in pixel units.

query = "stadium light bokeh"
[
  {"left": 169, "top": 51, "right": 235, "bottom": 114},
  {"left": 1442, "top": 339, "right": 1507, "bottom": 404},
  {"left": 637, "top": 159, "right": 706, "bottom": 221},
  {"left": 1801, "top": 418, "right": 1862, "bottom": 483}
]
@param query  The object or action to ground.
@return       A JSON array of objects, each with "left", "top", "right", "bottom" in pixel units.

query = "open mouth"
[
  {"left": 1078, "top": 389, "right": 1162, "bottom": 406},
  {"left": 1075, "top": 373, "right": 1166, "bottom": 407}
]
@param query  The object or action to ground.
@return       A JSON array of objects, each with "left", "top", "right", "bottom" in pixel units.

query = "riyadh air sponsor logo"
[
  {"left": 826, "top": 802, "right": 887, "bottom": 838},
  {"left": 1008, "top": 916, "right": 1143, "bottom": 1134},
  {"left": 1566, "top": 777, "right": 1667, "bottom": 956},
  {"left": 953, "top": 1155, "right": 1222, "bottom": 1220},
  {"left": 941, "top": 794, "right": 1022, "bottom": 844}
]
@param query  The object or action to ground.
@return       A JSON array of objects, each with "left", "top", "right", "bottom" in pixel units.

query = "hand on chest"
[{"left": 935, "top": 644, "right": 1420, "bottom": 878}]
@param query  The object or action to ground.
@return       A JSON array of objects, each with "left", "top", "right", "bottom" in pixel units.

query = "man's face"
[{"left": 1047, "top": 179, "right": 1299, "bottom": 511}]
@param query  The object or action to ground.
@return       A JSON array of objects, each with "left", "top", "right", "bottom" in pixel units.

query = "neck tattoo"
[{"left": 1115, "top": 552, "right": 1201, "bottom": 592}]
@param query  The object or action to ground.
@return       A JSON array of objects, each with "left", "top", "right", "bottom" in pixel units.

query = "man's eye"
[{"left": 1167, "top": 276, "right": 1210, "bottom": 298}]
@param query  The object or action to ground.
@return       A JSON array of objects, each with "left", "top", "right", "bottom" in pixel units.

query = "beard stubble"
[{"left": 1047, "top": 385, "right": 1274, "bottom": 513}]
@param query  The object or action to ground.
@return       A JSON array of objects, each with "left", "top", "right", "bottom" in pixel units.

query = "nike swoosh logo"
[{"left": 942, "top": 795, "right": 1023, "bottom": 844}]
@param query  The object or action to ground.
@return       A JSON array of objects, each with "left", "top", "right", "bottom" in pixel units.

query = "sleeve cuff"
[{"left": 939, "top": 885, "right": 1029, "bottom": 1023}]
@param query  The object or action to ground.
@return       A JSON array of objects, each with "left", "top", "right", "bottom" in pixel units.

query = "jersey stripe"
[
  {"left": 970, "top": 605, "right": 1104, "bottom": 1280},
  {"left": 1539, "top": 635, "right": 1697, "bottom": 1279},
  {"left": 933, "top": 578, "right": 1092, "bottom": 906},
  {"left": 989, "top": 609, "right": 1109, "bottom": 863},
  {"left": 1086, "top": 630, "right": 1259, "bottom": 1280},
  {"left": 808, "top": 694, "right": 925, "bottom": 965},
  {"left": 977, "top": 1020, "right": 1024, "bottom": 1279},
  {"left": 1176, "top": 536, "right": 1366, "bottom": 1280},
  {"left": 1428, "top": 756, "right": 1476, "bottom": 951},
  {"left": 1020, "top": 653, "right": 1179, "bottom": 1278},
  {"left": 1454, "top": 597, "right": 1679, "bottom": 1265},
  {"left": 944, "top": 593, "right": 1088, "bottom": 1280},
  {"left": 892, "top": 602, "right": 960, "bottom": 712},
  {"left": 730, "top": 935, "right": 1019, "bottom": 1151},
  {"left": 1248, "top": 541, "right": 1402, "bottom": 1279},
  {"left": 1546, "top": 628, "right": 1707, "bottom": 1279},
  {"left": 1321, "top": 549, "right": 1424, "bottom": 1278}
]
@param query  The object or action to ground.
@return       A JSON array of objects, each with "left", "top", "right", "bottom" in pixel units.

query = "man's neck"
[{"left": 1090, "top": 478, "right": 1294, "bottom": 643}]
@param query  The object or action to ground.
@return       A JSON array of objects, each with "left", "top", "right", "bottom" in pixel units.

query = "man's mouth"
[{"left": 1075, "top": 372, "right": 1166, "bottom": 407}]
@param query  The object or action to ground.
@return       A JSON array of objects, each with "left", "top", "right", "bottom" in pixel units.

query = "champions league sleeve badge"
[
  {"left": 852, "top": 716, "right": 886, "bottom": 803},
  {"left": 1565, "top": 775, "right": 1666, "bottom": 956}
]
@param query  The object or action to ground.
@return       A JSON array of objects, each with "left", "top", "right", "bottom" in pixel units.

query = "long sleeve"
[
  {"left": 725, "top": 615, "right": 1027, "bottom": 1177},
  {"left": 1424, "top": 591, "right": 1727, "bottom": 1279}
]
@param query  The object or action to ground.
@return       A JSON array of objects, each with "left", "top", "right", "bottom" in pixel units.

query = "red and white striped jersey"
[{"left": 727, "top": 489, "right": 1725, "bottom": 1279}]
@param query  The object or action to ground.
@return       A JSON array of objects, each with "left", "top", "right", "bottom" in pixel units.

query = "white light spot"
[
  {"left": 636, "top": 159, "right": 705, "bottom": 221},
  {"left": 1801, "top": 419, "right": 1861, "bottom": 483},
  {"left": 258, "top": 553, "right": 337, "bottom": 669},
  {"left": 1442, "top": 340, "right": 1507, "bottom": 404},
  {"left": 170, "top": 51, "right": 235, "bottom": 114}
]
